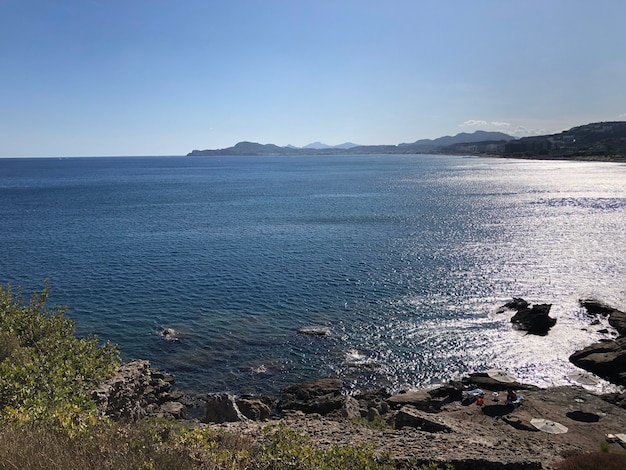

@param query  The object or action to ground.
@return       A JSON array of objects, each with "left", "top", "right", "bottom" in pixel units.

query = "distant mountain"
[
  {"left": 334, "top": 142, "right": 360, "bottom": 149},
  {"left": 400, "top": 131, "right": 513, "bottom": 149},
  {"left": 303, "top": 142, "right": 360, "bottom": 150},
  {"left": 303, "top": 142, "right": 331, "bottom": 149},
  {"left": 187, "top": 123, "right": 626, "bottom": 161},
  {"left": 187, "top": 132, "right": 512, "bottom": 157}
]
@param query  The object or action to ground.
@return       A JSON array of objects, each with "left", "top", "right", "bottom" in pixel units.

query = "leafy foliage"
[
  {"left": 0, "top": 283, "right": 119, "bottom": 425},
  {"left": 258, "top": 421, "right": 396, "bottom": 470}
]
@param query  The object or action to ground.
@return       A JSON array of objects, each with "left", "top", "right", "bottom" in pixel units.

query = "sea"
[{"left": 1, "top": 154, "right": 625, "bottom": 396}]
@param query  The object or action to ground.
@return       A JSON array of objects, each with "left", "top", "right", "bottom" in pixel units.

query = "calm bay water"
[{"left": 1, "top": 154, "right": 625, "bottom": 395}]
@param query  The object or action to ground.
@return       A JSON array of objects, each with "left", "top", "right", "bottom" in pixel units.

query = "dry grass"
[{"left": 0, "top": 421, "right": 222, "bottom": 470}]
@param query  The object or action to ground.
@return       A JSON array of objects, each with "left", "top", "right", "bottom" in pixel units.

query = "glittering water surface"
[{"left": 1, "top": 155, "right": 625, "bottom": 395}]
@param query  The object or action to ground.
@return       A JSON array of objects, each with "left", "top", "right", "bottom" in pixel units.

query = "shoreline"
[
  {"left": 96, "top": 361, "right": 626, "bottom": 469},
  {"left": 94, "top": 299, "right": 626, "bottom": 469}
]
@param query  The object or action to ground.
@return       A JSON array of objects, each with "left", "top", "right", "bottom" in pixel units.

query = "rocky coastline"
[{"left": 92, "top": 299, "right": 626, "bottom": 469}]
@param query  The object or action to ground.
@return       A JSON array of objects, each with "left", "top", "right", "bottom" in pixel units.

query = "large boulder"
[
  {"left": 392, "top": 406, "right": 453, "bottom": 433},
  {"left": 236, "top": 395, "right": 272, "bottom": 421},
  {"left": 277, "top": 378, "right": 344, "bottom": 415},
  {"left": 510, "top": 303, "right": 556, "bottom": 335},
  {"left": 569, "top": 336, "right": 626, "bottom": 386},
  {"left": 204, "top": 393, "right": 249, "bottom": 423}
]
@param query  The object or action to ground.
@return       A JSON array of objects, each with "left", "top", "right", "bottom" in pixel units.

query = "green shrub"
[
  {"left": 258, "top": 421, "right": 396, "bottom": 470},
  {"left": 0, "top": 283, "right": 120, "bottom": 427}
]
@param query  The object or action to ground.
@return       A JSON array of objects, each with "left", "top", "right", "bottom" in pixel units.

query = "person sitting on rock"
[
  {"left": 506, "top": 389, "right": 524, "bottom": 406},
  {"left": 506, "top": 389, "right": 517, "bottom": 403}
]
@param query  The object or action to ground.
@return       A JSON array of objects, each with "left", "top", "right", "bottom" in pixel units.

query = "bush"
[{"left": 0, "top": 283, "right": 119, "bottom": 427}]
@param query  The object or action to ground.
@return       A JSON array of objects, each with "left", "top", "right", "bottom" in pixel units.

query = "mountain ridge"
[
  {"left": 188, "top": 130, "right": 514, "bottom": 156},
  {"left": 187, "top": 122, "right": 626, "bottom": 161}
]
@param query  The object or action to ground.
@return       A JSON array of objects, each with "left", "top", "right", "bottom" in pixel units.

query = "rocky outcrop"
[
  {"left": 236, "top": 395, "right": 273, "bottom": 421},
  {"left": 277, "top": 378, "right": 345, "bottom": 414},
  {"left": 511, "top": 303, "right": 556, "bottom": 335},
  {"left": 497, "top": 299, "right": 556, "bottom": 335},
  {"left": 204, "top": 393, "right": 249, "bottom": 423},
  {"left": 92, "top": 360, "right": 184, "bottom": 421},
  {"left": 463, "top": 373, "right": 537, "bottom": 392},
  {"left": 387, "top": 389, "right": 452, "bottom": 413},
  {"left": 570, "top": 337, "right": 626, "bottom": 386},
  {"left": 570, "top": 301, "right": 626, "bottom": 387}
]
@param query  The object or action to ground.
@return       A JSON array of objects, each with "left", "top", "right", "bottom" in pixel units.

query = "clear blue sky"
[{"left": 1, "top": 0, "right": 625, "bottom": 156}]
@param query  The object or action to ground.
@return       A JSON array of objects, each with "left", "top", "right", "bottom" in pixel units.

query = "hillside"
[
  {"left": 501, "top": 121, "right": 626, "bottom": 160},
  {"left": 187, "top": 122, "right": 626, "bottom": 161},
  {"left": 187, "top": 130, "right": 513, "bottom": 156}
]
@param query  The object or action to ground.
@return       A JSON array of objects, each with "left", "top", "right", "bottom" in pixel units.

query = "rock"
[
  {"left": 341, "top": 396, "right": 361, "bottom": 419},
  {"left": 428, "top": 381, "right": 464, "bottom": 402},
  {"left": 367, "top": 407, "right": 380, "bottom": 421},
  {"left": 510, "top": 303, "right": 556, "bottom": 335},
  {"left": 601, "top": 392, "right": 626, "bottom": 409},
  {"left": 580, "top": 299, "right": 626, "bottom": 336},
  {"left": 236, "top": 396, "right": 272, "bottom": 421},
  {"left": 393, "top": 406, "right": 453, "bottom": 432},
  {"left": 387, "top": 391, "right": 438, "bottom": 412},
  {"left": 569, "top": 336, "right": 626, "bottom": 386},
  {"left": 204, "top": 393, "right": 248, "bottom": 423},
  {"left": 463, "top": 373, "right": 536, "bottom": 392},
  {"left": 580, "top": 299, "right": 616, "bottom": 316},
  {"left": 159, "top": 327, "right": 179, "bottom": 340},
  {"left": 157, "top": 401, "right": 186, "bottom": 419},
  {"left": 496, "top": 298, "right": 530, "bottom": 313},
  {"left": 277, "top": 378, "right": 344, "bottom": 415},
  {"left": 353, "top": 388, "right": 391, "bottom": 415},
  {"left": 297, "top": 326, "right": 331, "bottom": 336},
  {"left": 92, "top": 360, "right": 183, "bottom": 422}
]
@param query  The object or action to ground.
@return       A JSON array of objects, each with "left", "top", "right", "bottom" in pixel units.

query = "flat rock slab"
[
  {"left": 393, "top": 406, "right": 454, "bottom": 433},
  {"left": 387, "top": 391, "right": 431, "bottom": 407}
]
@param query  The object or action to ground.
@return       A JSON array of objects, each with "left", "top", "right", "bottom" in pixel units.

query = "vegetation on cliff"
[{"left": 0, "top": 283, "right": 119, "bottom": 429}]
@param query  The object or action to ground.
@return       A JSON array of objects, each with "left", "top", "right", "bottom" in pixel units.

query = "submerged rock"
[{"left": 297, "top": 326, "right": 331, "bottom": 336}]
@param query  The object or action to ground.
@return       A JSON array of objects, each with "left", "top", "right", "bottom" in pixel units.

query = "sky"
[{"left": 1, "top": 0, "right": 625, "bottom": 157}]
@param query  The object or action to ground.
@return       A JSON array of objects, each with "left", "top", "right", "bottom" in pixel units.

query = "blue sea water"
[{"left": 1, "top": 154, "right": 625, "bottom": 395}]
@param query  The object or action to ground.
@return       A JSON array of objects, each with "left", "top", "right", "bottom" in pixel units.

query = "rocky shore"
[{"left": 92, "top": 299, "right": 626, "bottom": 469}]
